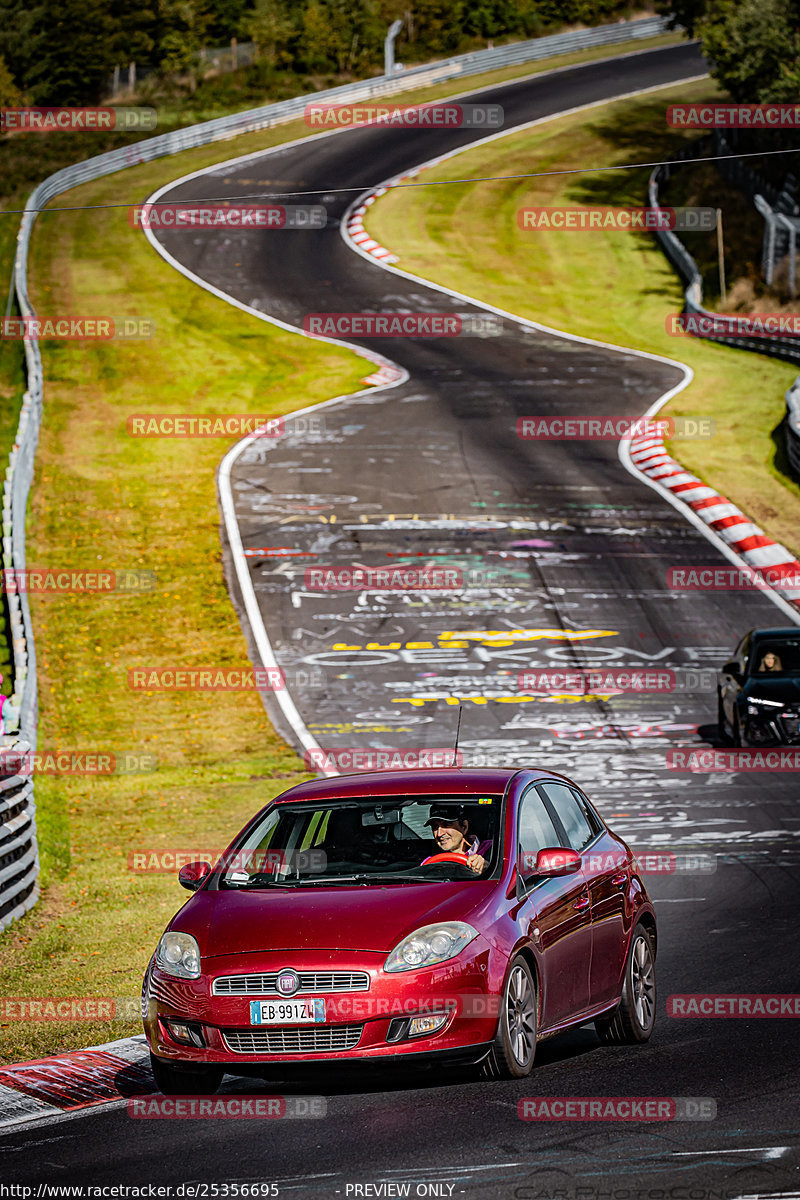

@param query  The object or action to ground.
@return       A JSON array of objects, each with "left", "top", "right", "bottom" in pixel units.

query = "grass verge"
[
  {"left": 365, "top": 78, "right": 800, "bottom": 560},
  {"left": 0, "top": 124, "right": 370, "bottom": 1065}
]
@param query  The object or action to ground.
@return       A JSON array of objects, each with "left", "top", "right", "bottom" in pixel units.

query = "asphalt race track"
[{"left": 3, "top": 41, "right": 799, "bottom": 1199}]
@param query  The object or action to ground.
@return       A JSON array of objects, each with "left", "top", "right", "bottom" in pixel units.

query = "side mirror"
[
  {"left": 722, "top": 660, "right": 743, "bottom": 682},
  {"left": 519, "top": 847, "right": 581, "bottom": 879},
  {"left": 178, "top": 861, "right": 211, "bottom": 891}
]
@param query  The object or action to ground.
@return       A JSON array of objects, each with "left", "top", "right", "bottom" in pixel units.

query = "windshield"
[
  {"left": 748, "top": 640, "right": 800, "bottom": 677},
  {"left": 218, "top": 795, "right": 502, "bottom": 888}
]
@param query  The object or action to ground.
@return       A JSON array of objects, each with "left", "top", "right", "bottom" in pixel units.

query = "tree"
[
  {"left": 243, "top": 0, "right": 296, "bottom": 66},
  {"left": 698, "top": 0, "right": 800, "bottom": 102},
  {"left": 21, "top": 0, "right": 119, "bottom": 104},
  {"left": 0, "top": 52, "right": 26, "bottom": 104},
  {"left": 155, "top": 0, "right": 210, "bottom": 80},
  {"left": 299, "top": 0, "right": 381, "bottom": 74},
  {"left": 410, "top": 0, "right": 465, "bottom": 53},
  {"left": 205, "top": 0, "right": 249, "bottom": 42},
  {"left": 654, "top": 0, "right": 708, "bottom": 38}
]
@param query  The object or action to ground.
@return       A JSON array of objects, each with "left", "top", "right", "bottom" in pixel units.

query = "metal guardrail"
[
  {"left": 0, "top": 741, "right": 38, "bottom": 929},
  {"left": 2, "top": 15, "right": 672, "bottom": 931},
  {"left": 649, "top": 163, "right": 800, "bottom": 480},
  {"left": 785, "top": 382, "right": 800, "bottom": 477}
]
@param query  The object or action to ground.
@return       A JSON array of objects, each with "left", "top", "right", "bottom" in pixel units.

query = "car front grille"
[
  {"left": 212, "top": 971, "right": 370, "bottom": 996},
  {"left": 222, "top": 1025, "right": 363, "bottom": 1054}
]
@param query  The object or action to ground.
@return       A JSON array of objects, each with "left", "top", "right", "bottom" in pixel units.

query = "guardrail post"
[{"left": 384, "top": 19, "right": 403, "bottom": 76}]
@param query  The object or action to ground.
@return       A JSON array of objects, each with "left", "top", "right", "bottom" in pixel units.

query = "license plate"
[{"left": 249, "top": 998, "right": 326, "bottom": 1025}]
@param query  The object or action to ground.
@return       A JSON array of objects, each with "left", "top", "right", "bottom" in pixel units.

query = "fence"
[
  {"left": 2, "top": 14, "right": 672, "bottom": 931},
  {"left": 648, "top": 164, "right": 800, "bottom": 477},
  {"left": 0, "top": 741, "right": 38, "bottom": 930},
  {"left": 107, "top": 42, "right": 259, "bottom": 99},
  {"left": 785, "top": 382, "right": 800, "bottom": 476}
]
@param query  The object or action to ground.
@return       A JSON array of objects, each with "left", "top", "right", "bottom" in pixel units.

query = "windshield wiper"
[{"left": 222, "top": 872, "right": 297, "bottom": 889}]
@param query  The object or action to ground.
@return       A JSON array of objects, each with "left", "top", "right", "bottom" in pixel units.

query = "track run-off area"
[{"left": 2, "top": 41, "right": 799, "bottom": 1200}]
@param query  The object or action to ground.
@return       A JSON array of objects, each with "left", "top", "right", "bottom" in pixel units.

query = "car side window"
[
  {"left": 538, "top": 782, "right": 595, "bottom": 852},
  {"left": 569, "top": 787, "right": 604, "bottom": 836},
  {"left": 517, "top": 786, "right": 562, "bottom": 860},
  {"left": 733, "top": 633, "right": 751, "bottom": 671}
]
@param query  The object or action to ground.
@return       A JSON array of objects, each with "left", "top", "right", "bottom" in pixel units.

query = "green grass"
[{"left": 366, "top": 78, "right": 800, "bottom": 560}]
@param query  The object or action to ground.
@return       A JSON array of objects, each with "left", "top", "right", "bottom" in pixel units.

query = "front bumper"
[
  {"left": 742, "top": 707, "right": 800, "bottom": 745},
  {"left": 143, "top": 945, "right": 498, "bottom": 1067}
]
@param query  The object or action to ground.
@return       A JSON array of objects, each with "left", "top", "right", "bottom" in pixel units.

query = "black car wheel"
[
  {"left": 150, "top": 1053, "right": 223, "bottom": 1095},
  {"left": 486, "top": 956, "right": 538, "bottom": 1078},
  {"left": 732, "top": 711, "right": 744, "bottom": 747},
  {"left": 717, "top": 691, "right": 729, "bottom": 742},
  {"left": 595, "top": 925, "right": 656, "bottom": 1045}
]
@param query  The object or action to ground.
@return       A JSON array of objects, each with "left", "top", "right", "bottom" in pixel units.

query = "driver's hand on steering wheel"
[{"left": 466, "top": 854, "right": 485, "bottom": 875}]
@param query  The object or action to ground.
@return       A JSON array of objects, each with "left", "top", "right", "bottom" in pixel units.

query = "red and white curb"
[
  {"left": 346, "top": 188, "right": 399, "bottom": 264},
  {"left": 0, "top": 1035, "right": 153, "bottom": 1129},
  {"left": 628, "top": 430, "right": 800, "bottom": 607},
  {"left": 361, "top": 363, "right": 405, "bottom": 386},
  {"left": 351, "top": 177, "right": 415, "bottom": 388}
]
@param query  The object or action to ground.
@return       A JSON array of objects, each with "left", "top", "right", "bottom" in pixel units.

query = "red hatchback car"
[{"left": 142, "top": 768, "right": 657, "bottom": 1093}]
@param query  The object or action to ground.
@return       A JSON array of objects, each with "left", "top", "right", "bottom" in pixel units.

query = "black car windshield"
[
  {"left": 219, "top": 795, "right": 501, "bottom": 888},
  {"left": 748, "top": 640, "right": 800, "bottom": 677}
]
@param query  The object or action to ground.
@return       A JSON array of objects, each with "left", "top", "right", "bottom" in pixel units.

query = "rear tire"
[
  {"left": 149, "top": 1053, "right": 223, "bottom": 1095},
  {"left": 595, "top": 925, "right": 656, "bottom": 1045},
  {"left": 485, "top": 956, "right": 538, "bottom": 1079}
]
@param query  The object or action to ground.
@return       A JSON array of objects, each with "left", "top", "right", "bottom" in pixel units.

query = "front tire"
[
  {"left": 149, "top": 1053, "right": 222, "bottom": 1095},
  {"left": 717, "top": 692, "right": 729, "bottom": 742},
  {"left": 732, "top": 711, "right": 744, "bottom": 747},
  {"left": 485, "top": 956, "right": 538, "bottom": 1078},
  {"left": 595, "top": 925, "right": 656, "bottom": 1045}
]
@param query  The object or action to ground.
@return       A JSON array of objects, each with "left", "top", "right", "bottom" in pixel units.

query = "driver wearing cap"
[{"left": 424, "top": 804, "right": 491, "bottom": 875}]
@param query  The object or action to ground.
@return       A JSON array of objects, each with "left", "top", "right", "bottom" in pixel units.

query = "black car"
[{"left": 718, "top": 627, "right": 800, "bottom": 746}]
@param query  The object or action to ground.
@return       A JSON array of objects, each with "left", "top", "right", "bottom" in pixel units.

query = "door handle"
[
  {"left": 573, "top": 894, "right": 590, "bottom": 911},
  {"left": 611, "top": 871, "right": 627, "bottom": 887}
]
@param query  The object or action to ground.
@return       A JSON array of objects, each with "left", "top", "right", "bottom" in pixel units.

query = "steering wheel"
[{"left": 420, "top": 852, "right": 472, "bottom": 866}]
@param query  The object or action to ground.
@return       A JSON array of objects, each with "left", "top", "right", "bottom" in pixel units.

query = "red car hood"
[{"left": 176, "top": 882, "right": 489, "bottom": 957}]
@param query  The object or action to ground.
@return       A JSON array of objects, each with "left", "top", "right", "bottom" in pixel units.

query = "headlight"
[
  {"left": 384, "top": 922, "right": 478, "bottom": 973},
  {"left": 155, "top": 931, "right": 201, "bottom": 979},
  {"left": 746, "top": 697, "right": 784, "bottom": 715}
]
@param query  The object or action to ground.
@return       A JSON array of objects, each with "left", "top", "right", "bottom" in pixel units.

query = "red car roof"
[{"left": 273, "top": 766, "right": 533, "bottom": 803}]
